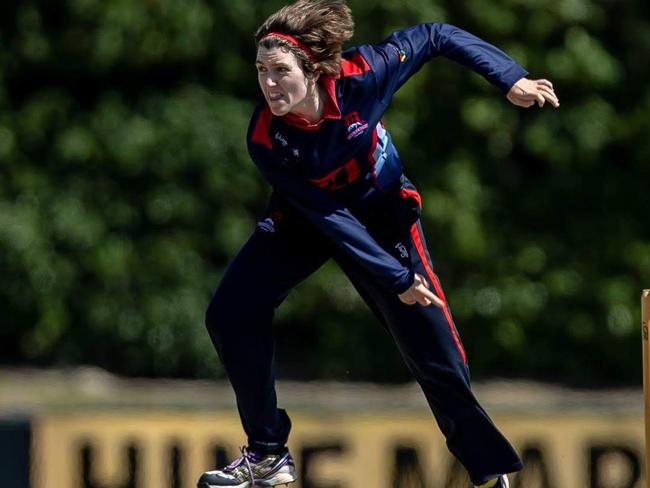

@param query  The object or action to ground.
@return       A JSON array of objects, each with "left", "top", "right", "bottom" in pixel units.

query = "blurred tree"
[{"left": 0, "top": 0, "right": 648, "bottom": 386}]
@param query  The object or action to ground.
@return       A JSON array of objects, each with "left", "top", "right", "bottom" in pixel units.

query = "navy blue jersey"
[{"left": 247, "top": 23, "right": 528, "bottom": 294}]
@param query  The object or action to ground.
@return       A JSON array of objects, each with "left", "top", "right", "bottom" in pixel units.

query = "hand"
[
  {"left": 398, "top": 273, "right": 445, "bottom": 308},
  {"left": 507, "top": 78, "right": 560, "bottom": 108}
]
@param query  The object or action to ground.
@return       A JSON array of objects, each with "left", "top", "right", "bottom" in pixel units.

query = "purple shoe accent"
[{"left": 223, "top": 447, "right": 264, "bottom": 484}]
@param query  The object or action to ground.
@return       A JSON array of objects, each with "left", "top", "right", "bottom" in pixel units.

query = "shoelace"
[{"left": 224, "top": 446, "right": 262, "bottom": 484}]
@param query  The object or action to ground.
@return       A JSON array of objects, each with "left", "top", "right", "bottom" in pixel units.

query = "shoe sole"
[
  {"left": 197, "top": 476, "right": 297, "bottom": 488},
  {"left": 198, "top": 483, "right": 249, "bottom": 488},
  {"left": 255, "top": 473, "right": 297, "bottom": 486},
  {"left": 198, "top": 483, "right": 250, "bottom": 488}
]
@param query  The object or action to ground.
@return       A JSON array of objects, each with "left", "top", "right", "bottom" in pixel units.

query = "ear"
[{"left": 306, "top": 66, "right": 321, "bottom": 84}]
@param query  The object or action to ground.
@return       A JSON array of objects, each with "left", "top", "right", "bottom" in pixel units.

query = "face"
[{"left": 256, "top": 45, "right": 316, "bottom": 116}]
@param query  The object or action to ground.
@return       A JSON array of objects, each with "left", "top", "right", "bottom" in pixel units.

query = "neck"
[{"left": 290, "top": 83, "right": 324, "bottom": 123}]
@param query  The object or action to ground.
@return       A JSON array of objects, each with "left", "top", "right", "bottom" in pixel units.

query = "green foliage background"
[{"left": 1, "top": 0, "right": 648, "bottom": 385}]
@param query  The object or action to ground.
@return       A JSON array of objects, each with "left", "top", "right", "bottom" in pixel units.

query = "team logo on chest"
[{"left": 344, "top": 112, "right": 369, "bottom": 140}]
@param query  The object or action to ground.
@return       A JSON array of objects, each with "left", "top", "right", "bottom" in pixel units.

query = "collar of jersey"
[{"left": 281, "top": 75, "right": 340, "bottom": 130}]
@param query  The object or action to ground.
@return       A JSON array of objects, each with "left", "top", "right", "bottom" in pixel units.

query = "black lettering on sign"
[
  {"left": 210, "top": 444, "right": 229, "bottom": 471},
  {"left": 169, "top": 443, "right": 182, "bottom": 488},
  {"left": 301, "top": 444, "right": 344, "bottom": 488},
  {"left": 512, "top": 445, "right": 551, "bottom": 488},
  {"left": 81, "top": 442, "right": 138, "bottom": 488},
  {"left": 0, "top": 418, "right": 31, "bottom": 488},
  {"left": 392, "top": 446, "right": 428, "bottom": 488},
  {"left": 589, "top": 445, "right": 641, "bottom": 488}
]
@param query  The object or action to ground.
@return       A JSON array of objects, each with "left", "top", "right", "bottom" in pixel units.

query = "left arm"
[{"left": 358, "top": 22, "right": 559, "bottom": 107}]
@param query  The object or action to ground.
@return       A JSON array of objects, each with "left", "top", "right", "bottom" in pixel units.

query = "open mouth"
[{"left": 268, "top": 92, "right": 284, "bottom": 102}]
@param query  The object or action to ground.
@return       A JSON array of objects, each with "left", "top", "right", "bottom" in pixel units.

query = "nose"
[{"left": 263, "top": 74, "right": 277, "bottom": 88}]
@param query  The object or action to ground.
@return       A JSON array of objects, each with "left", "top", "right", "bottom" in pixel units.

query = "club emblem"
[{"left": 344, "top": 112, "right": 369, "bottom": 140}]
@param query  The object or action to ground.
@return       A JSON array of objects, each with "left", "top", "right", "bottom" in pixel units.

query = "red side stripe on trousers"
[{"left": 409, "top": 224, "right": 468, "bottom": 364}]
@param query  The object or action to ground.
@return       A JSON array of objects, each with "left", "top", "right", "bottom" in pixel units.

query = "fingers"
[
  {"left": 536, "top": 78, "right": 558, "bottom": 104},
  {"left": 413, "top": 281, "right": 445, "bottom": 308},
  {"left": 419, "top": 286, "right": 445, "bottom": 308},
  {"left": 507, "top": 78, "right": 560, "bottom": 109},
  {"left": 399, "top": 294, "right": 417, "bottom": 305},
  {"left": 537, "top": 85, "right": 560, "bottom": 107},
  {"left": 536, "top": 78, "right": 554, "bottom": 90},
  {"left": 398, "top": 274, "right": 445, "bottom": 308}
]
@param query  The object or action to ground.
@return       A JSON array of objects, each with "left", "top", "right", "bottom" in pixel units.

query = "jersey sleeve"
[
  {"left": 357, "top": 22, "right": 529, "bottom": 102},
  {"left": 247, "top": 113, "right": 414, "bottom": 295}
]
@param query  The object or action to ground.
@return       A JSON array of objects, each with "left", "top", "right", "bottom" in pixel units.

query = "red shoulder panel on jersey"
[
  {"left": 340, "top": 52, "right": 371, "bottom": 77},
  {"left": 251, "top": 105, "right": 273, "bottom": 149}
]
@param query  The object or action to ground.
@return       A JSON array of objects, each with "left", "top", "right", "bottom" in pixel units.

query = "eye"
[
  {"left": 256, "top": 65, "right": 267, "bottom": 73},
  {"left": 277, "top": 67, "right": 289, "bottom": 73}
]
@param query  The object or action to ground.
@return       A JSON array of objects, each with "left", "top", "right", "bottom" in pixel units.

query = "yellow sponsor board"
[{"left": 32, "top": 410, "right": 644, "bottom": 488}]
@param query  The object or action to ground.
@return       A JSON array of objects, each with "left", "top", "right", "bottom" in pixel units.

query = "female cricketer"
[{"left": 200, "top": 1, "right": 559, "bottom": 487}]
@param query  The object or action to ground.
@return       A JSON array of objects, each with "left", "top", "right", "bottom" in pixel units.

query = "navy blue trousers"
[{"left": 205, "top": 190, "right": 522, "bottom": 485}]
